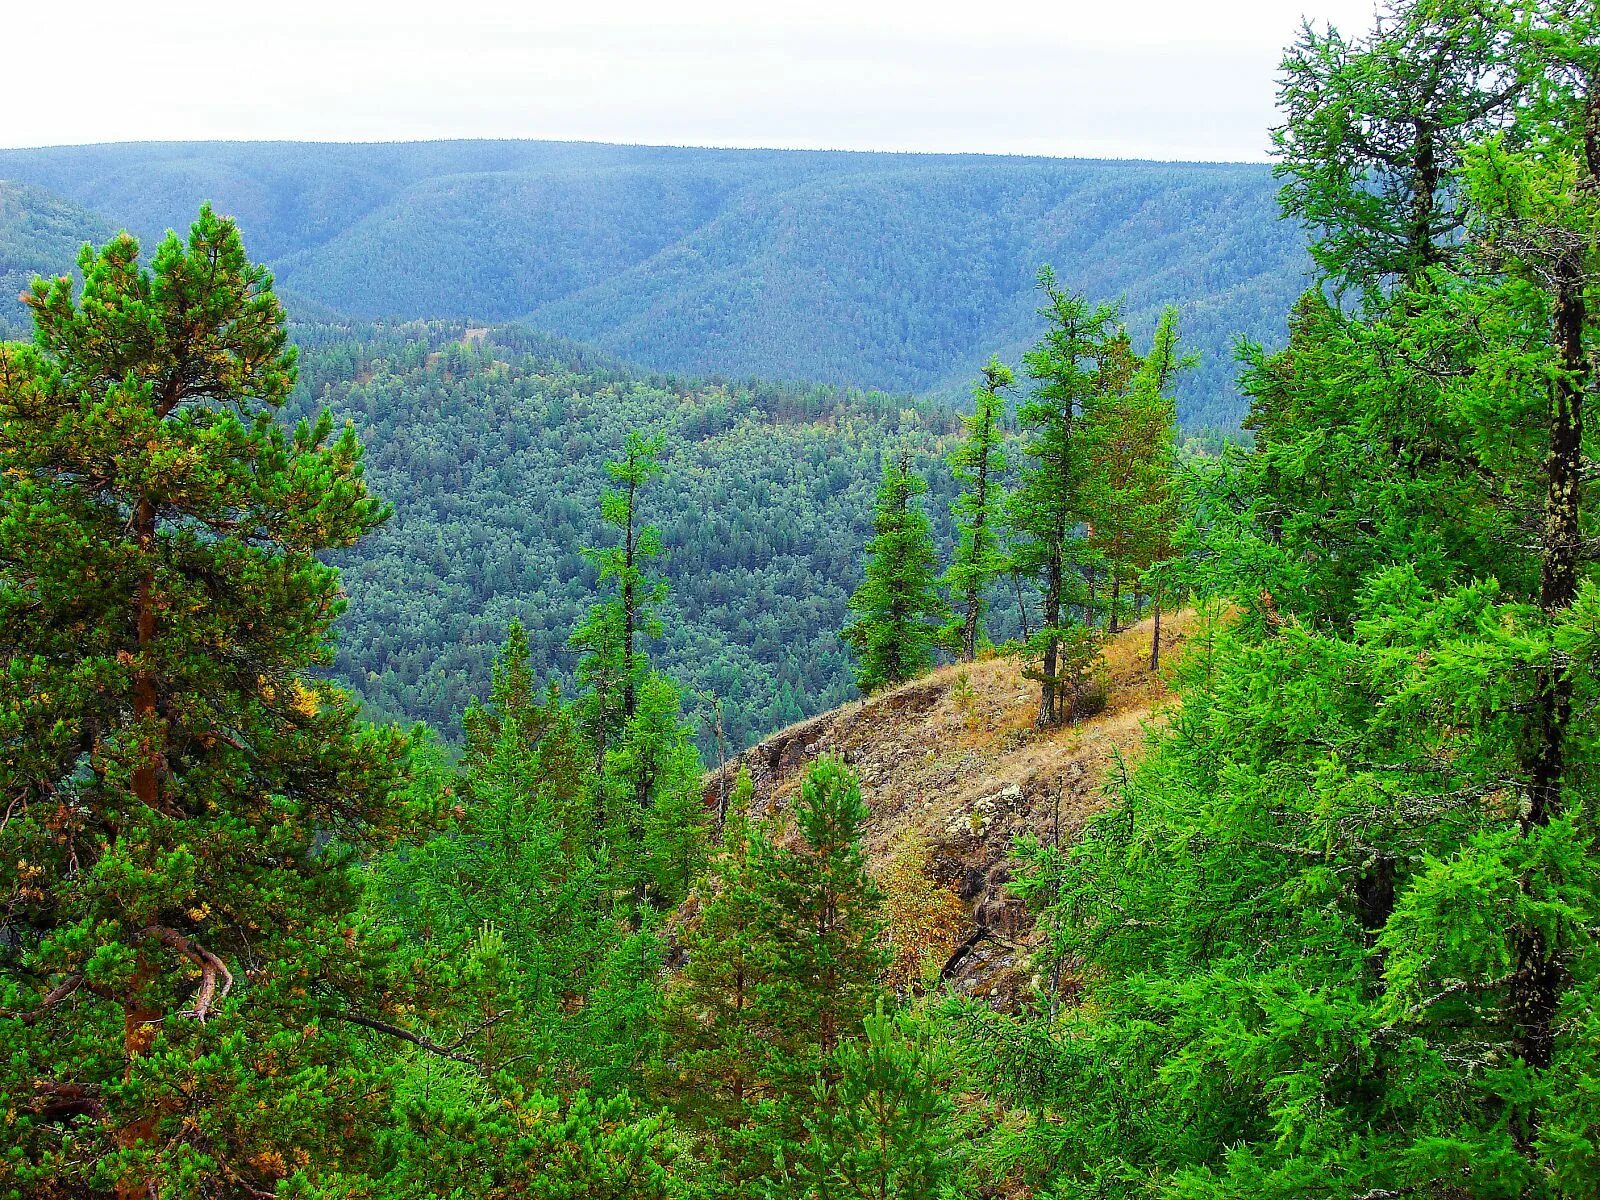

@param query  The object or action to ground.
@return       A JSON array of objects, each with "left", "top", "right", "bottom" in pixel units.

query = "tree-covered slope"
[
  {"left": 0, "top": 140, "right": 1309, "bottom": 428},
  {"left": 293, "top": 319, "right": 963, "bottom": 749},
  {"left": 0, "top": 181, "right": 112, "bottom": 336}
]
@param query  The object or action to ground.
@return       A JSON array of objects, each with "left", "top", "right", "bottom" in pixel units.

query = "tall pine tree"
[{"left": 0, "top": 208, "right": 411, "bottom": 1197}]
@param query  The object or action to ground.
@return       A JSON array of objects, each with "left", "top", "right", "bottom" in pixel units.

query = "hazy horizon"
[{"left": 11, "top": 0, "right": 1383, "bottom": 162}]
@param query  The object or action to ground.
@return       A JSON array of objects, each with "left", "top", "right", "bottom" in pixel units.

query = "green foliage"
[
  {"left": 602, "top": 671, "right": 709, "bottom": 919},
  {"left": 0, "top": 180, "right": 112, "bottom": 337},
  {"left": 942, "top": 356, "right": 1013, "bottom": 661},
  {"left": 284, "top": 320, "right": 967, "bottom": 753},
  {"left": 1011, "top": 269, "right": 1121, "bottom": 724},
  {"left": 749, "top": 755, "right": 889, "bottom": 1093},
  {"left": 843, "top": 451, "right": 949, "bottom": 693},
  {"left": 0, "top": 208, "right": 411, "bottom": 1196},
  {"left": 573, "top": 430, "right": 667, "bottom": 764},
  {"left": 782, "top": 1003, "right": 965, "bottom": 1200},
  {"left": 960, "top": 6, "right": 1600, "bottom": 1198},
  {"left": 0, "top": 141, "right": 1312, "bottom": 428}
]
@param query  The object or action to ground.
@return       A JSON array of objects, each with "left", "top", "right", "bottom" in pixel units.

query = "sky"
[{"left": 7, "top": 0, "right": 1383, "bottom": 161}]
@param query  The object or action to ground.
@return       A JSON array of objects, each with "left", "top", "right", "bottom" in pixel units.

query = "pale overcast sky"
[{"left": 8, "top": 0, "right": 1382, "bottom": 161}]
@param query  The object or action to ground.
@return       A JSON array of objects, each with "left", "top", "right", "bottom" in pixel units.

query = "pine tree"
[
  {"left": 787, "top": 1003, "right": 963, "bottom": 1200},
  {"left": 462, "top": 618, "right": 549, "bottom": 769},
  {"left": 749, "top": 755, "right": 888, "bottom": 1095},
  {"left": 1010, "top": 268, "right": 1120, "bottom": 725},
  {"left": 0, "top": 208, "right": 411, "bottom": 1196},
  {"left": 601, "top": 671, "right": 708, "bottom": 919},
  {"left": 942, "top": 356, "right": 1013, "bottom": 662},
  {"left": 662, "top": 770, "right": 761, "bottom": 1116},
  {"left": 842, "top": 450, "right": 947, "bottom": 694}
]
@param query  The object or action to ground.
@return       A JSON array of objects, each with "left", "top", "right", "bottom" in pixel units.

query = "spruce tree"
[
  {"left": 0, "top": 209, "right": 410, "bottom": 1196},
  {"left": 842, "top": 450, "right": 947, "bottom": 694},
  {"left": 942, "top": 356, "right": 1012, "bottom": 662}
]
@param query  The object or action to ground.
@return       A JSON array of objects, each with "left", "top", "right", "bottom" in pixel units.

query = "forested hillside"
[
  {"left": 0, "top": 141, "right": 1307, "bottom": 427},
  {"left": 0, "top": 181, "right": 110, "bottom": 337},
  {"left": 6, "top": 3, "right": 1600, "bottom": 1199},
  {"left": 292, "top": 319, "right": 966, "bottom": 749}
]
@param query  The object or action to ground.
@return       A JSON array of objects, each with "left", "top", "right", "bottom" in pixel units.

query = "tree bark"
[
  {"left": 131, "top": 497, "right": 160, "bottom": 812},
  {"left": 1149, "top": 586, "right": 1162, "bottom": 672},
  {"left": 1036, "top": 543, "right": 1062, "bottom": 728},
  {"left": 1510, "top": 248, "right": 1586, "bottom": 1093}
]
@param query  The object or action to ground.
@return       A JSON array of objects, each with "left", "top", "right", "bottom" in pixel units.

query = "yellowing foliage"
[{"left": 876, "top": 834, "right": 967, "bottom": 992}]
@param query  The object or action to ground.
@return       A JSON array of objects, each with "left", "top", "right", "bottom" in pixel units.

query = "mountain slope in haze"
[
  {"left": 0, "top": 181, "right": 113, "bottom": 336},
  {"left": 0, "top": 141, "right": 1310, "bottom": 429}
]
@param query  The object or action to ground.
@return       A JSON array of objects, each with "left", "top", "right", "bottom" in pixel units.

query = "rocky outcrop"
[{"left": 702, "top": 612, "right": 1194, "bottom": 1011}]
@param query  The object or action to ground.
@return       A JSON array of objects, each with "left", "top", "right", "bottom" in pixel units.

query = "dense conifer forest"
[
  {"left": 4, "top": 2, "right": 1600, "bottom": 1198},
  {"left": 0, "top": 141, "right": 1306, "bottom": 429},
  {"left": 285, "top": 319, "right": 966, "bottom": 749}
]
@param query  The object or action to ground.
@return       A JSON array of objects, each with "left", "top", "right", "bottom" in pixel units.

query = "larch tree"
[
  {"left": 0, "top": 208, "right": 413, "bottom": 1197},
  {"left": 842, "top": 449, "right": 947, "bottom": 694},
  {"left": 973, "top": 6, "right": 1600, "bottom": 1196},
  {"left": 942, "top": 355, "right": 1013, "bottom": 662},
  {"left": 1010, "top": 268, "right": 1120, "bottom": 726},
  {"left": 571, "top": 430, "right": 666, "bottom": 772}
]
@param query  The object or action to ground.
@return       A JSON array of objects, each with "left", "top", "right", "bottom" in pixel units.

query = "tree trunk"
[
  {"left": 116, "top": 957, "right": 162, "bottom": 1199},
  {"left": 621, "top": 474, "right": 638, "bottom": 722},
  {"left": 1505, "top": 79, "right": 1600, "bottom": 1174},
  {"left": 1036, "top": 547, "right": 1062, "bottom": 728},
  {"left": 1510, "top": 238, "right": 1587, "bottom": 1152},
  {"left": 962, "top": 423, "right": 992, "bottom": 663},
  {"left": 1108, "top": 570, "right": 1121, "bottom": 634},
  {"left": 132, "top": 497, "right": 160, "bottom": 812},
  {"left": 1012, "top": 570, "right": 1031, "bottom": 642},
  {"left": 1149, "top": 586, "right": 1162, "bottom": 672}
]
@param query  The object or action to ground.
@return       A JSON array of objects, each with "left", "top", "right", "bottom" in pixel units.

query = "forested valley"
[{"left": 4, "top": 2, "right": 1600, "bottom": 1199}]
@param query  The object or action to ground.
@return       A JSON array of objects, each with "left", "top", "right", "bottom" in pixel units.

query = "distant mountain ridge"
[{"left": 0, "top": 140, "right": 1310, "bottom": 428}]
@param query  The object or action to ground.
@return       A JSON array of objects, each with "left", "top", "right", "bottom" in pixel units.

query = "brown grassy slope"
[{"left": 703, "top": 609, "right": 1197, "bottom": 1006}]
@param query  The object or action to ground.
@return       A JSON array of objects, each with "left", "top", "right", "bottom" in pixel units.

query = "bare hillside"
[{"left": 704, "top": 610, "right": 1197, "bottom": 1007}]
